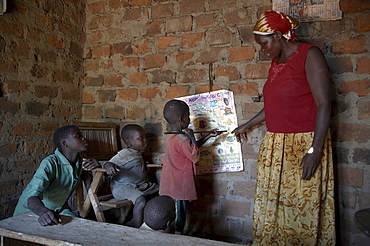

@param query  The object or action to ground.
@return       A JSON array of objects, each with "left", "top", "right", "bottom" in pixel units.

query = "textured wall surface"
[{"left": 1, "top": 0, "right": 369, "bottom": 245}]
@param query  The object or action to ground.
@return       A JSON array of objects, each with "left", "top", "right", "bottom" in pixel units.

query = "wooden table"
[{"left": 0, "top": 212, "right": 236, "bottom": 246}]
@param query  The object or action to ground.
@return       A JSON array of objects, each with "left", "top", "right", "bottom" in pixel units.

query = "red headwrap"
[{"left": 253, "top": 10, "right": 299, "bottom": 41}]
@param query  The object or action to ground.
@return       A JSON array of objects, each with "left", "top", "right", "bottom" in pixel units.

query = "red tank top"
[{"left": 263, "top": 43, "right": 317, "bottom": 133}]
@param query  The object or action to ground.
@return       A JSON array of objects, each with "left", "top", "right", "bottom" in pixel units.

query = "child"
[
  {"left": 142, "top": 195, "right": 175, "bottom": 232},
  {"left": 13, "top": 125, "right": 100, "bottom": 226},
  {"left": 104, "top": 124, "right": 159, "bottom": 228},
  {"left": 159, "top": 99, "right": 220, "bottom": 234}
]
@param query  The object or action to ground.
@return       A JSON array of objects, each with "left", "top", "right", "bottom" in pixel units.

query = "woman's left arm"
[{"left": 299, "top": 46, "right": 331, "bottom": 180}]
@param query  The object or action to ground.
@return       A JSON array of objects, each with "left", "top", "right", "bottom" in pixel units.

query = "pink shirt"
[{"left": 159, "top": 134, "right": 199, "bottom": 201}]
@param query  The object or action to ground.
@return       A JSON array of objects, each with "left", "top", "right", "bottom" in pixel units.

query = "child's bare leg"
[{"left": 126, "top": 195, "right": 146, "bottom": 228}]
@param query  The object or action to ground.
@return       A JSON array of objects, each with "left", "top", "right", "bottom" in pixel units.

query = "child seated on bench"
[
  {"left": 13, "top": 125, "right": 100, "bottom": 226},
  {"left": 104, "top": 124, "right": 159, "bottom": 228}
]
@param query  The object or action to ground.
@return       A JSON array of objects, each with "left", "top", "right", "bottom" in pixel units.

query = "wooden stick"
[{"left": 164, "top": 130, "right": 227, "bottom": 134}]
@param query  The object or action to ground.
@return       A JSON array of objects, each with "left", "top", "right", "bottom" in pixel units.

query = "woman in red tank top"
[{"left": 233, "top": 10, "right": 335, "bottom": 246}]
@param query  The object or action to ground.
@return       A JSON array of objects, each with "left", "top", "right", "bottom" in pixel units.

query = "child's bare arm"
[
  {"left": 104, "top": 162, "right": 120, "bottom": 176},
  {"left": 196, "top": 129, "right": 222, "bottom": 148},
  {"left": 28, "top": 196, "right": 61, "bottom": 226}
]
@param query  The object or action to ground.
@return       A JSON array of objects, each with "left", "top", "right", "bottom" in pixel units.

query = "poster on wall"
[
  {"left": 176, "top": 90, "right": 243, "bottom": 175},
  {"left": 273, "top": 0, "right": 342, "bottom": 22}
]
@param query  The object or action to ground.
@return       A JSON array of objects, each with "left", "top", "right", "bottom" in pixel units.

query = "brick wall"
[
  {"left": 0, "top": 0, "right": 85, "bottom": 218},
  {"left": 0, "top": 0, "right": 369, "bottom": 244}
]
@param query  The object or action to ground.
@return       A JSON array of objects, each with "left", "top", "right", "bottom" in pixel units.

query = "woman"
[{"left": 233, "top": 10, "right": 335, "bottom": 245}]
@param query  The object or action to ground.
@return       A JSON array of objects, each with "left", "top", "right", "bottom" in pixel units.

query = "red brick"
[
  {"left": 166, "top": 85, "right": 190, "bottom": 99},
  {"left": 61, "top": 89, "right": 80, "bottom": 102},
  {"left": 182, "top": 69, "right": 206, "bottom": 83},
  {"left": 82, "top": 91, "right": 95, "bottom": 104},
  {"left": 129, "top": 72, "right": 148, "bottom": 85},
  {"left": 127, "top": 105, "right": 145, "bottom": 119},
  {"left": 1, "top": 80, "right": 27, "bottom": 94},
  {"left": 11, "top": 122, "right": 33, "bottom": 136},
  {"left": 84, "top": 60, "right": 99, "bottom": 72},
  {"left": 53, "top": 69, "right": 73, "bottom": 84},
  {"left": 25, "top": 140, "right": 48, "bottom": 155},
  {"left": 0, "top": 19, "right": 24, "bottom": 38},
  {"left": 339, "top": 168, "right": 364, "bottom": 187},
  {"left": 112, "top": 42, "right": 132, "bottom": 55},
  {"left": 338, "top": 79, "right": 370, "bottom": 96},
  {"left": 214, "top": 66, "right": 240, "bottom": 81},
  {"left": 242, "top": 102, "right": 264, "bottom": 120},
  {"left": 100, "top": 13, "right": 114, "bottom": 27},
  {"left": 34, "top": 85, "right": 58, "bottom": 98},
  {"left": 174, "top": 51, "right": 194, "bottom": 64},
  {"left": 196, "top": 14, "right": 215, "bottom": 28},
  {"left": 84, "top": 106, "right": 103, "bottom": 119},
  {"left": 196, "top": 47, "right": 223, "bottom": 64},
  {"left": 209, "top": 0, "right": 236, "bottom": 10},
  {"left": 85, "top": 75, "right": 104, "bottom": 86},
  {"left": 97, "top": 90, "right": 116, "bottom": 102},
  {"left": 0, "top": 143, "right": 17, "bottom": 157},
  {"left": 88, "top": 15, "right": 100, "bottom": 30},
  {"left": 36, "top": 122, "right": 59, "bottom": 137},
  {"left": 340, "top": 192, "right": 357, "bottom": 209},
  {"left": 146, "top": 20, "right": 162, "bottom": 36},
  {"left": 228, "top": 46, "right": 255, "bottom": 62},
  {"left": 358, "top": 99, "right": 370, "bottom": 119},
  {"left": 92, "top": 45, "right": 111, "bottom": 58},
  {"left": 230, "top": 82, "right": 258, "bottom": 97},
  {"left": 90, "top": 30, "right": 103, "bottom": 44},
  {"left": 355, "top": 13, "right": 370, "bottom": 32},
  {"left": 0, "top": 100, "right": 20, "bottom": 114},
  {"left": 327, "top": 57, "right": 353, "bottom": 74},
  {"left": 122, "top": 8, "right": 141, "bottom": 21},
  {"left": 140, "top": 88, "right": 162, "bottom": 100},
  {"left": 181, "top": 33, "right": 204, "bottom": 48},
  {"left": 241, "top": 142, "right": 259, "bottom": 159},
  {"left": 133, "top": 39, "right": 150, "bottom": 53},
  {"left": 157, "top": 36, "right": 177, "bottom": 50},
  {"left": 47, "top": 35, "right": 63, "bottom": 48},
  {"left": 105, "top": 106, "right": 125, "bottom": 119},
  {"left": 105, "top": 74, "right": 124, "bottom": 87},
  {"left": 334, "top": 123, "right": 370, "bottom": 143},
  {"left": 353, "top": 148, "right": 370, "bottom": 164},
  {"left": 151, "top": 69, "right": 176, "bottom": 83},
  {"left": 117, "top": 89, "right": 138, "bottom": 101},
  {"left": 165, "top": 16, "right": 192, "bottom": 33},
  {"left": 332, "top": 36, "right": 367, "bottom": 54},
  {"left": 257, "top": 6, "right": 272, "bottom": 18},
  {"left": 198, "top": 178, "right": 228, "bottom": 196},
  {"left": 208, "top": 28, "right": 232, "bottom": 46},
  {"left": 88, "top": 1, "right": 106, "bottom": 15},
  {"left": 224, "top": 9, "right": 252, "bottom": 26},
  {"left": 152, "top": 3, "right": 173, "bottom": 19},
  {"left": 179, "top": 0, "right": 205, "bottom": 14},
  {"left": 243, "top": 0, "right": 270, "bottom": 7},
  {"left": 220, "top": 199, "right": 250, "bottom": 217},
  {"left": 340, "top": 0, "right": 370, "bottom": 14},
  {"left": 129, "top": 0, "right": 150, "bottom": 6},
  {"left": 121, "top": 57, "right": 139, "bottom": 68},
  {"left": 0, "top": 58, "right": 19, "bottom": 73},
  {"left": 233, "top": 180, "right": 256, "bottom": 198},
  {"left": 357, "top": 56, "right": 370, "bottom": 74},
  {"left": 245, "top": 63, "right": 270, "bottom": 79},
  {"left": 144, "top": 54, "right": 166, "bottom": 69},
  {"left": 109, "top": 0, "right": 129, "bottom": 10},
  {"left": 195, "top": 85, "right": 222, "bottom": 94},
  {"left": 53, "top": 104, "right": 71, "bottom": 117}
]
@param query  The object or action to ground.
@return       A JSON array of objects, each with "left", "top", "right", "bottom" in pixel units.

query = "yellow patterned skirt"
[{"left": 251, "top": 131, "right": 335, "bottom": 246}]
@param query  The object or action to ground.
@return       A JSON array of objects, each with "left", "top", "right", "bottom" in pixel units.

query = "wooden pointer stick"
[{"left": 164, "top": 130, "right": 227, "bottom": 134}]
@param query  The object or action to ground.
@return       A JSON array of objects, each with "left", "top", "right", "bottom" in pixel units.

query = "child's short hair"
[
  {"left": 143, "top": 195, "right": 175, "bottom": 230},
  {"left": 163, "top": 99, "right": 189, "bottom": 124},
  {"left": 120, "top": 124, "right": 144, "bottom": 144},
  {"left": 53, "top": 125, "right": 78, "bottom": 150}
]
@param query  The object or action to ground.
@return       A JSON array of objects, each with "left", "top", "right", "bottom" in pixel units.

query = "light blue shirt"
[{"left": 13, "top": 149, "right": 84, "bottom": 216}]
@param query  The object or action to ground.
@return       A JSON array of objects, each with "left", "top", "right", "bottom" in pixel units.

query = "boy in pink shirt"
[{"left": 159, "top": 99, "right": 220, "bottom": 234}]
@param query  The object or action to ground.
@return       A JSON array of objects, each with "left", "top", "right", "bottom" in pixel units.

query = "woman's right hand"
[{"left": 232, "top": 123, "right": 250, "bottom": 142}]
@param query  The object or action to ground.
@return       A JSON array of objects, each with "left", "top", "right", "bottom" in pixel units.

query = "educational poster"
[
  {"left": 273, "top": 0, "right": 342, "bottom": 22},
  {"left": 177, "top": 90, "right": 243, "bottom": 175}
]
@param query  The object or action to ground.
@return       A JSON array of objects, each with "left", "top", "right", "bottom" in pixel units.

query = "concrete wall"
[{"left": 1, "top": 0, "right": 369, "bottom": 245}]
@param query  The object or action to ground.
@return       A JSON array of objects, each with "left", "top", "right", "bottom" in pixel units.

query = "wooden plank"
[{"left": 0, "top": 212, "right": 236, "bottom": 246}]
